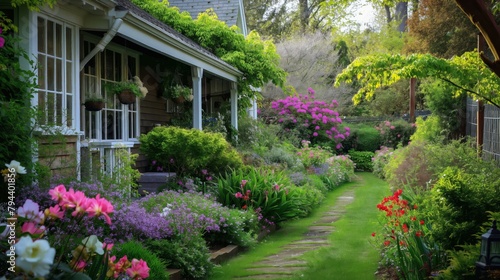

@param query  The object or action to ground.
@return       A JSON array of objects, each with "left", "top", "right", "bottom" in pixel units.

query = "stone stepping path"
[{"left": 233, "top": 189, "right": 355, "bottom": 279}]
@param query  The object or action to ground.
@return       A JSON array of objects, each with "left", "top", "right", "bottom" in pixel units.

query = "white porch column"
[
  {"left": 230, "top": 82, "right": 238, "bottom": 131},
  {"left": 191, "top": 66, "right": 203, "bottom": 130}
]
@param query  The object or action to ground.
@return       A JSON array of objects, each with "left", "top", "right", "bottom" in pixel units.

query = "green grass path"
[{"left": 211, "top": 172, "right": 390, "bottom": 280}]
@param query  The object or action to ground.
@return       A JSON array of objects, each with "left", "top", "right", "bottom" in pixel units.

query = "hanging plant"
[
  {"left": 83, "top": 94, "right": 105, "bottom": 111},
  {"left": 105, "top": 80, "right": 142, "bottom": 104}
]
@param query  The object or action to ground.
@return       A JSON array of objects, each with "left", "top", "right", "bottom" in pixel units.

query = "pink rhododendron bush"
[{"left": 268, "top": 87, "right": 350, "bottom": 149}]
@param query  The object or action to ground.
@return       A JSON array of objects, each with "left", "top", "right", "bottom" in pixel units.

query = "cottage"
[{"left": 0, "top": 0, "right": 252, "bottom": 178}]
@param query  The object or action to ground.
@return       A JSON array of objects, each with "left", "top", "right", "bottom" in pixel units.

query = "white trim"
[{"left": 118, "top": 18, "right": 241, "bottom": 81}]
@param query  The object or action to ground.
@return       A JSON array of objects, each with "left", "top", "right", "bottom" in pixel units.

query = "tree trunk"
[
  {"left": 395, "top": 2, "right": 408, "bottom": 32},
  {"left": 385, "top": 5, "right": 391, "bottom": 23},
  {"left": 299, "top": 0, "right": 310, "bottom": 33}
]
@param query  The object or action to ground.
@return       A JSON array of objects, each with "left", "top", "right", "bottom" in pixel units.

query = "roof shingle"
[{"left": 168, "top": 0, "right": 240, "bottom": 27}]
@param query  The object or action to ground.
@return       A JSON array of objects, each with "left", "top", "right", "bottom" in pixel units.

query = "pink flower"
[
  {"left": 235, "top": 192, "right": 243, "bottom": 198},
  {"left": 86, "top": 194, "right": 114, "bottom": 225},
  {"left": 390, "top": 126, "right": 395, "bottom": 130},
  {"left": 18, "top": 199, "right": 44, "bottom": 223},
  {"left": 126, "top": 259, "right": 150, "bottom": 279},
  {"left": 49, "top": 184, "right": 67, "bottom": 203},
  {"left": 73, "top": 259, "right": 87, "bottom": 272},
  {"left": 241, "top": 180, "right": 248, "bottom": 188},
  {"left": 273, "top": 184, "right": 280, "bottom": 191},
  {"left": 21, "top": 221, "right": 45, "bottom": 235},
  {"left": 62, "top": 189, "right": 89, "bottom": 217},
  {"left": 103, "top": 242, "right": 114, "bottom": 251},
  {"left": 46, "top": 205, "right": 64, "bottom": 220},
  {"left": 313, "top": 132, "right": 318, "bottom": 137}
]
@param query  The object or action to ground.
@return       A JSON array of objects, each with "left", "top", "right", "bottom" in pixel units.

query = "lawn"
[{"left": 211, "top": 172, "right": 390, "bottom": 279}]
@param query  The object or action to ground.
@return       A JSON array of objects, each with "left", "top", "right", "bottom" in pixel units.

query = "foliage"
[
  {"left": 404, "top": 0, "right": 477, "bottom": 58},
  {"left": 314, "top": 155, "right": 355, "bottom": 190},
  {"left": 372, "top": 189, "right": 445, "bottom": 280},
  {"left": 162, "top": 84, "right": 192, "bottom": 100},
  {"left": 334, "top": 51, "right": 500, "bottom": 108},
  {"left": 105, "top": 81, "right": 142, "bottom": 97},
  {"left": 267, "top": 87, "right": 350, "bottom": 148},
  {"left": 437, "top": 244, "right": 479, "bottom": 280},
  {"left": 410, "top": 116, "right": 446, "bottom": 144},
  {"left": 97, "top": 148, "right": 141, "bottom": 199},
  {"left": 216, "top": 166, "right": 312, "bottom": 225},
  {"left": 371, "top": 146, "right": 393, "bottom": 179},
  {"left": 339, "top": 123, "right": 382, "bottom": 153},
  {"left": 262, "top": 145, "right": 303, "bottom": 171},
  {"left": 139, "top": 126, "right": 243, "bottom": 177},
  {"left": 144, "top": 235, "right": 212, "bottom": 280},
  {"left": 295, "top": 141, "right": 332, "bottom": 170},
  {"left": 9, "top": 0, "right": 57, "bottom": 10},
  {"left": 0, "top": 27, "right": 37, "bottom": 189},
  {"left": 140, "top": 190, "right": 258, "bottom": 247},
  {"left": 375, "top": 119, "right": 415, "bottom": 149},
  {"left": 419, "top": 79, "right": 466, "bottom": 139},
  {"left": 383, "top": 138, "right": 480, "bottom": 190},
  {"left": 425, "top": 166, "right": 500, "bottom": 250},
  {"left": 112, "top": 240, "right": 169, "bottom": 280},
  {"left": 129, "top": 0, "right": 287, "bottom": 102},
  {"left": 347, "top": 150, "right": 374, "bottom": 171}
]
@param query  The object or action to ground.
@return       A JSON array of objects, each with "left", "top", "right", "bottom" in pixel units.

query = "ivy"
[
  {"left": 10, "top": 0, "right": 57, "bottom": 11},
  {"left": 334, "top": 51, "right": 500, "bottom": 107},
  {"left": 129, "top": 0, "right": 287, "bottom": 102}
]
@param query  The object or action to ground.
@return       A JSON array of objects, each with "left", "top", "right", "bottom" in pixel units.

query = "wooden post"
[
  {"left": 409, "top": 77, "right": 416, "bottom": 123},
  {"left": 477, "top": 100, "right": 484, "bottom": 156}
]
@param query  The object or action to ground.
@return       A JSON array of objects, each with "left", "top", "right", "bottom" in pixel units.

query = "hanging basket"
[
  {"left": 84, "top": 100, "right": 105, "bottom": 111},
  {"left": 117, "top": 90, "right": 137, "bottom": 104},
  {"left": 172, "top": 96, "right": 186, "bottom": 104}
]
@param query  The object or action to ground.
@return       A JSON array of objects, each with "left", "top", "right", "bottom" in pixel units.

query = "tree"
[
  {"left": 404, "top": 0, "right": 477, "bottom": 58},
  {"left": 334, "top": 51, "right": 500, "bottom": 108},
  {"left": 453, "top": 0, "right": 500, "bottom": 78}
]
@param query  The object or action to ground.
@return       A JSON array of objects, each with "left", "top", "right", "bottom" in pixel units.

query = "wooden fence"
[{"left": 466, "top": 98, "right": 500, "bottom": 162}]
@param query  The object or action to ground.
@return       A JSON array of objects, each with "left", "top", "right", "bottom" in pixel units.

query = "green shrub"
[
  {"left": 348, "top": 150, "right": 374, "bottom": 171},
  {"left": 372, "top": 146, "right": 393, "bottom": 179},
  {"left": 438, "top": 244, "right": 479, "bottom": 280},
  {"left": 144, "top": 235, "right": 213, "bottom": 280},
  {"left": 410, "top": 115, "right": 446, "bottom": 143},
  {"left": 296, "top": 141, "right": 332, "bottom": 169},
  {"left": 383, "top": 139, "right": 480, "bottom": 190},
  {"left": 375, "top": 119, "right": 415, "bottom": 149},
  {"left": 139, "top": 126, "right": 242, "bottom": 177},
  {"left": 216, "top": 166, "right": 312, "bottom": 225},
  {"left": 112, "top": 240, "right": 170, "bottom": 280},
  {"left": 262, "top": 145, "right": 302, "bottom": 171},
  {"left": 340, "top": 123, "right": 382, "bottom": 152},
  {"left": 425, "top": 166, "right": 500, "bottom": 250}
]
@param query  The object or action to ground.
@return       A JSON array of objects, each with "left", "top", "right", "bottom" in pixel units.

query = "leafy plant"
[
  {"left": 139, "top": 126, "right": 243, "bottom": 177},
  {"left": 112, "top": 240, "right": 169, "bottom": 280},
  {"left": 162, "top": 84, "right": 192, "bottom": 101},
  {"left": 144, "top": 236, "right": 213, "bottom": 280},
  {"left": 216, "top": 166, "right": 312, "bottom": 225},
  {"left": 372, "top": 146, "right": 393, "bottom": 179},
  {"left": 348, "top": 150, "right": 374, "bottom": 171},
  {"left": 105, "top": 80, "right": 142, "bottom": 97}
]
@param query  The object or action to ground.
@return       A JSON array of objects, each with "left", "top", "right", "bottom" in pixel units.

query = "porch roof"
[{"left": 113, "top": 0, "right": 242, "bottom": 82}]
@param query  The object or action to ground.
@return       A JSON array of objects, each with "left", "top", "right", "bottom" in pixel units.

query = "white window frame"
[
  {"left": 82, "top": 34, "right": 141, "bottom": 144},
  {"left": 35, "top": 14, "right": 79, "bottom": 134}
]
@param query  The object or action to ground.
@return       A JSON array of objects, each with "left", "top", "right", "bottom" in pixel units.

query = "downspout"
[{"left": 80, "top": 17, "right": 124, "bottom": 71}]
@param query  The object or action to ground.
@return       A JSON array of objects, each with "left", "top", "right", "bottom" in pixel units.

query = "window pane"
[
  {"left": 47, "top": 92, "right": 55, "bottom": 124},
  {"left": 47, "top": 57, "right": 54, "bottom": 91},
  {"left": 66, "top": 61, "right": 72, "bottom": 93},
  {"left": 56, "top": 58, "right": 62, "bottom": 92},
  {"left": 105, "top": 50, "right": 113, "bottom": 80},
  {"left": 38, "top": 54, "right": 46, "bottom": 89},
  {"left": 37, "top": 17, "right": 46, "bottom": 53},
  {"left": 66, "top": 27, "right": 72, "bottom": 59},
  {"left": 56, "top": 93, "right": 62, "bottom": 125},
  {"left": 66, "top": 95, "right": 72, "bottom": 127},
  {"left": 47, "top": 20, "right": 54, "bottom": 55},
  {"left": 55, "top": 23, "right": 62, "bottom": 57},
  {"left": 128, "top": 56, "right": 136, "bottom": 77},
  {"left": 38, "top": 91, "right": 46, "bottom": 125},
  {"left": 115, "top": 53, "right": 122, "bottom": 81}
]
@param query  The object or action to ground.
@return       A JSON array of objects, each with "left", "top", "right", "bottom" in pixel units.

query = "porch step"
[{"left": 137, "top": 172, "right": 176, "bottom": 195}]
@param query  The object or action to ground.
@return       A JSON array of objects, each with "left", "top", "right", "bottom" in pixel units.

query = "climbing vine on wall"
[{"left": 130, "top": 0, "right": 288, "bottom": 104}]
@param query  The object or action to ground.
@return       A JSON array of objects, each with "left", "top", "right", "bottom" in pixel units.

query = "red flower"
[
  {"left": 402, "top": 223, "right": 409, "bottom": 233},
  {"left": 410, "top": 216, "right": 417, "bottom": 221},
  {"left": 242, "top": 205, "right": 247, "bottom": 210},
  {"left": 420, "top": 220, "right": 425, "bottom": 225},
  {"left": 416, "top": 231, "right": 423, "bottom": 237},
  {"left": 371, "top": 232, "right": 376, "bottom": 237},
  {"left": 384, "top": 240, "right": 391, "bottom": 246}
]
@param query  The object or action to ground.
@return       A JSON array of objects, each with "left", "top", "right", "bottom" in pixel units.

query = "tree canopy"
[{"left": 334, "top": 51, "right": 500, "bottom": 107}]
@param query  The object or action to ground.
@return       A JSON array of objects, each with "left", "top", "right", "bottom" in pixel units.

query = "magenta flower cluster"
[{"left": 271, "top": 87, "right": 349, "bottom": 148}]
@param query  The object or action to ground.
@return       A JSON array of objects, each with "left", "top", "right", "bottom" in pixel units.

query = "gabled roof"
[{"left": 168, "top": 0, "right": 241, "bottom": 28}]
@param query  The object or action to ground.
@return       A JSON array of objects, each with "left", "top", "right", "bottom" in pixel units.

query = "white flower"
[
  {"left": 15, "top": 236, "right": 55, "bottom": 277},
  {"left": 5, "top": 160, "right": 27, "bottom": 174},
  {"left": 82, "top": 235, "right": 104, "bottom": 255}
]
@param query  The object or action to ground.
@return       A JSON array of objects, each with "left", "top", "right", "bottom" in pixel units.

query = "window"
[
  {"left": 37, "top": 16, "right": 74, "bottom": 127},
  {"left": 82, "top": 39, "right": 139, "bottom": 141}
]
